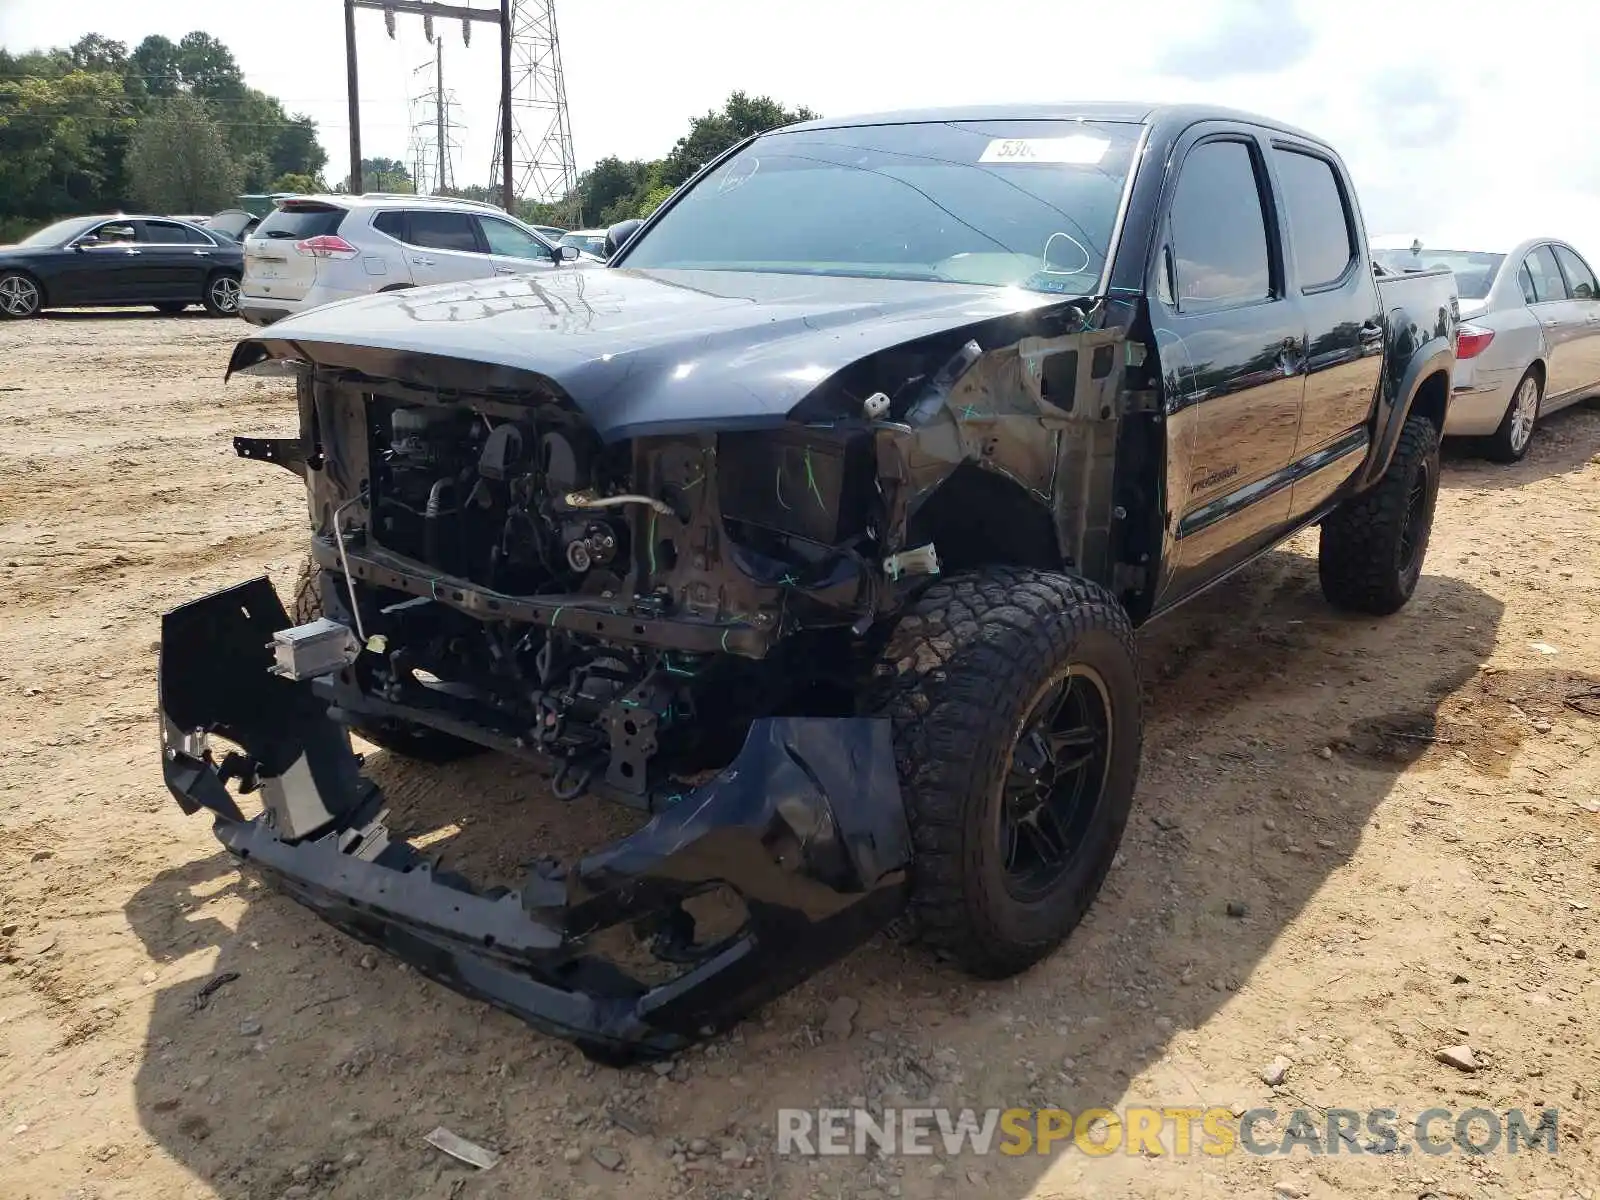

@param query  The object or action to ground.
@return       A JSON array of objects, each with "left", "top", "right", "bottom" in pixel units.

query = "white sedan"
[{"left": 1372, "top": 236, "right": 1600, "bottom": 461}]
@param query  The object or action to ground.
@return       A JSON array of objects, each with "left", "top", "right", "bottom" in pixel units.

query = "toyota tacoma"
[{"left": 159, "top": 103, "right": 1458, "bottom": 1063}]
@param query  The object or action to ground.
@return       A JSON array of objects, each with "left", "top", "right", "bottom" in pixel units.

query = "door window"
[
  {"left": 138, "top": 220, "right": 206, "bottom": 245},
  {"left": 1518, "top": 262, "right": 1539, "bottom": 305},
  {"left": 373, "top": 211, "right": 408, "bottom": 241},
  {"left": 1524, "top": 246, "right": 1567, "bottom": 302},
  {"left": 1552, "top": 245, "right": 1598, "bottom": 300},
  {"left": 91, "top": 222, "right": 137, "bottom": 245},
  {"left": 1271, "top": 148, "right": 1355, "bottom": 289},
  {"left": 406, "top": 211, "right": 481, "bottom": 252},
  {"left": 477, "top": 216, "right": 553, "bottom": 260},
  {"left": 1168, "top": 140, "right": 1274, "bottom": 313}
]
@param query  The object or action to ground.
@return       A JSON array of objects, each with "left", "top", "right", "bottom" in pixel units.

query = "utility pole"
[
  {"left": 435, "top": 40, "right": 447, "bottom": 195},
  {"left": 500, "top": 0, "right": 513, "bottom": 212},
  {"left": 344, "top": 0, "right": 362, "bottom": 193}
]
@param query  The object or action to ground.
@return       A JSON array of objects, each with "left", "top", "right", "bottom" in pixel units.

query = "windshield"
[
  {"left": 17, "top": 217, "right": 98, "bottom": 247},
  {"left": 619, "top": 119, "right": 1143, "bottom": 292},
  {"left": 1373, "top": 247, "right": 1504, "bottom": 299}
]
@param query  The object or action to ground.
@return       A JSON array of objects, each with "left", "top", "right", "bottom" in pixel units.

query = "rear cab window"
[
  {"left": 1271, "top": 148, "right": 1355, "bottom": 289},
  {"left": 255, "top": 204, "right": 348, "bottom": 241}
]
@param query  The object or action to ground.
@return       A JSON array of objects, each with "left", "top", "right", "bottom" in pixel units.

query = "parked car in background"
[
  {"left": 1373, "top": 235, "right": 1600, "bottom": 461},
  {"left": 532, "top": 225, "right": 567, "bottom": 241},
  {"left": 239, "top": 193, "right": 584, "bottom": 326},
  {"left": 0, "top": 214, "right": 244, "bottom": 319},
  {"left": 558, "top": 228, "right": 611, "bottom": 260},
  {"left": 205, "top": 209, "right": 262, "bottom": 242}
]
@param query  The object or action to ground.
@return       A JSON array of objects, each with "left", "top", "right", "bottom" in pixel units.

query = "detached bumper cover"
[{"left": 159, "top": 578, "right": 911, "bottom": 1061}]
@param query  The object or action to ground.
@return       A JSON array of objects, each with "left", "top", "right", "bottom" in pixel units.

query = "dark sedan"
[{"left": 0, "top": 215, "right": 244, "bottom": 320}]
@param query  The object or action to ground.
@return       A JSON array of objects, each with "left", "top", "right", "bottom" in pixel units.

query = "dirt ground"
[{"left": 1, "top": 312, "right": 1597, "bottom": 1200}]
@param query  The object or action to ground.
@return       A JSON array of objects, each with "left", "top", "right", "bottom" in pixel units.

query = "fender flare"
[{"left": 1356, "top": 339, "right": 1453, "bottom": 489}]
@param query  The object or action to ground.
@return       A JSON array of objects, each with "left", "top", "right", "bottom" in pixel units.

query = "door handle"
[
  {"left": 493, "top": 266, "right": 516, "bottom": 275},
  {"left": 192, "top": 250, "right": 210, "bottom": 256},
  {"left": 411, "top": 256, "right": 435, "bottom": 266},
  {"left": 123, "top": 248, "right": 141, "bottom": 255}
]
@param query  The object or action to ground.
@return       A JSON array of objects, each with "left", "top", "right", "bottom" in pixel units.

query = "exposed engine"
[{"left": 370, "top": 399, "right": 629, "bottom": 597}]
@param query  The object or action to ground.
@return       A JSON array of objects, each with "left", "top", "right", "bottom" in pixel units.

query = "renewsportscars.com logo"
[{"left": 776, "top": 1106, "right": 1561, "bottom": 1158}]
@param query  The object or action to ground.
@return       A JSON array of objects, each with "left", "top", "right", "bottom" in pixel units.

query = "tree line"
[
  {"left": 0, "top": 32, "right": 326, "bottom": 233},
  {"left": 1, "top": 25, "right": 813, "bottom": 238}
]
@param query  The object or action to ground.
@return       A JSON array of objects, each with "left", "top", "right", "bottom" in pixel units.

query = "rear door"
[
  {"left": 1150, "top": 131, "right": 1307, "bottom": 602},
  {"left": 1267, "top": 141, "right": 1384, "bottom": 521},
  {"left": 1549, "top": 244, "right": 1600, "bottom": 402},
  {"left": 401, "top": 210, "right": 490, "bottom": 286},
  {"left": 475, "top": 215, "right": 559, "bottom": 278},
  {"left": 133, "top": 220, "right": 214, "bottom": 300},
  {"left": 244, "top": 202, "right": 348, "bottom": 303}
]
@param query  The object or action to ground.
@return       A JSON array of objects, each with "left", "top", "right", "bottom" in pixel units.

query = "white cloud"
[{"left": 2, "top": 0, "right": 1596, "bottom": 258}]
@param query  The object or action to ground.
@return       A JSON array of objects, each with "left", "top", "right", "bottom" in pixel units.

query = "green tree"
[
  {"left": 129, "top": 35, "right": 182, "bottom": 98},
  {"left": 269, "top": 172, "right": 322, "bottom": 195},
  {"left": 175, "top": 31, "right": 244, "bottom": 99},
  {"left": 659, "top": 92, "right": 817, "bottom": 187},
  {"left": 0, "top": 68, "right": 134, "bottom": 218},
  {"left": 126, "top": 92, "right": 239, "bottom": 212},
  {"left": 361, "top": 157, "right": 414, "bottom": 192},
  {"left": 69, "top": 34, "right": 128, "bottom": 73}
]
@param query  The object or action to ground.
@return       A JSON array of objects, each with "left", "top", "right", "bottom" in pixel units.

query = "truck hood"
[{"left": 228, "top": 267, "right": 1073, "bottom": 440}]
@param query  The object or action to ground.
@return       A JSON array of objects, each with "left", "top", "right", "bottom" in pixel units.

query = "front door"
[
  {"left": 1549, "top": 243, "right": 1600, "bottom": 402},
  {"left": 475, "top": 214, "right": 561, "bottom": 280},
  {"left": 52, "top": 219, "right": 141, "bottom": 305},
  {"left": 1151, "top": 133, "right": 1306, "bottom": 605}
]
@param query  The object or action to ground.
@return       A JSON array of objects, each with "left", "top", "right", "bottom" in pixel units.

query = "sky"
[{"left": 2, "top": 0, "right": 1597, "bottom": 258}]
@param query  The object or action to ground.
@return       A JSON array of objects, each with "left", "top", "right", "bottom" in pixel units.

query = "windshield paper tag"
[{"left": 979, "top": 136, "right": 1109, "bottom": 165}]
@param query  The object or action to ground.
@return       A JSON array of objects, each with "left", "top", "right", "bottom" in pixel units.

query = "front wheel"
[
  {"left": 0, "top": 271, "right": 43, "bottom": 320},
  {"left": 1318, "top": 414, "right": 1441, "bottom": 615},
  {"left": 1484, "top": 368, "right": 1541, "bottom": 463},
  {"left": 870, "top": 568, "right": 1143, "bottom": 979},
  {"left": 202, "top": 272, "right": 241, "bottom": 317}
]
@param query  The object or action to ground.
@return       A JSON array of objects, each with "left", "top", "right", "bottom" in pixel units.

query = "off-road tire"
[
  {"left": 1318, "top": 415, "right": 1440, "bottom": 615},
  {"left": 1484, "top": 367, "right": 1541, "bottom": 463},
  {"left": 290, "top": 556, "right": 483, "bottom": 763},
  {"left": 869, "top": 568, "right": 1143, "bottom": 979}
]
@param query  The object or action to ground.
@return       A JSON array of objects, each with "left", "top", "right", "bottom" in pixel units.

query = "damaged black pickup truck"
[{"left": 160, "top": 103, "right": 1458, "bottom": 1062}]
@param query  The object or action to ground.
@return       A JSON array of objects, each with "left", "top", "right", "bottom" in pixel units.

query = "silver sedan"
[{"left": 1372, "top": 237, "right": 1600, "bottom": 461}]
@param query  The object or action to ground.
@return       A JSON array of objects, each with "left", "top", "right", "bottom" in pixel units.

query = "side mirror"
[
  {"left": 558, "top": 243, "right": 580, "bottom": 261},
  {"left": 605, "top": 219, "right": 644, "bottom": 258},
  {"left": 73, "top": 236, "right": 99, "bottom": 250}
]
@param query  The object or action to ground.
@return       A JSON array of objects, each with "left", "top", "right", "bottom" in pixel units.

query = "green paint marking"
[
  {"left": 648, "top": 511, "right": 658, "bottom": 575},
  {"left": 775, "top": 467, "right": 792, "bottom": 511},
  {"left": 550, "top": 607, "right": 563, "bottom": 628},
  {"left": 961, "top": 403, "right": 982, "bottom": 420},
  {"left": 665, "top": 665, "right": 696, "bottom": 677},
  {"left": 720, "top": 628, "right": 731, "bottom": 652},
  {"left": 804, "top": 447, "right": 826, "bottom": 510}
]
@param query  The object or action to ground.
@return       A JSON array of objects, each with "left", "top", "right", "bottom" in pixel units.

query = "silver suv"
[{"left": 238, "top": 193, "right": 587, "bottom": 326}]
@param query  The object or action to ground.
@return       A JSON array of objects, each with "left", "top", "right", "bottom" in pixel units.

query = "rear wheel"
[
  {"left": 0, "top": 271, "right": 42, "bottom": 319},
  {"left": 202, "top": 272, "right": 241, "bottom": 317},
  {"left": 1484, "top": 367, "right": 1541, "bottom": 462},
  {"left": 1318, "top": 415, "right": 1440, "bottom": 615},
  {"left": 290, "top": 556, "right": 483, "bottom": 763},
  {"left": 869, "top": 568, "right": 1142, "bottom": 978}
]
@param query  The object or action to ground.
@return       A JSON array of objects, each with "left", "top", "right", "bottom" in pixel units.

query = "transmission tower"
[
  {"left": 489, "top": 0, "right": 578, "bottom": 209},
  {"left": 406, "top": 38, "right": 464, "bottom": 195}
]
